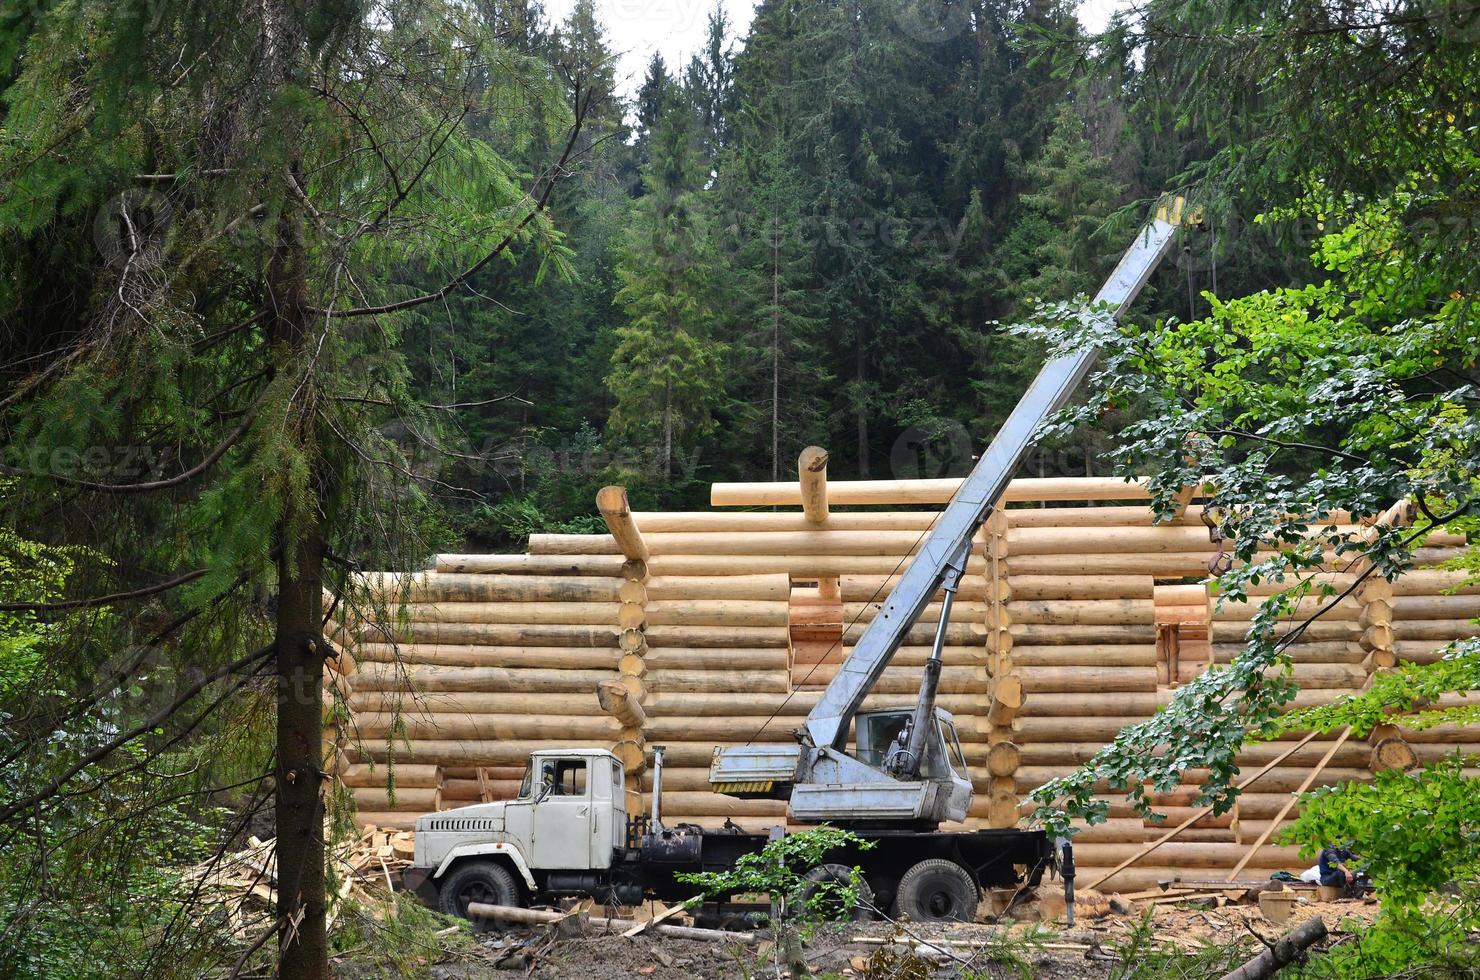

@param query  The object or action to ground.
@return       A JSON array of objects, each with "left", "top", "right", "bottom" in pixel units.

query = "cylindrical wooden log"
[
  {"left": 644, "top": 625, "right": 789, "bottom": 648},
  {"left": 645, "top": 555, "right": 987, "bottom": 578},
  {"left": 351, "top": 786, "right": 441, "bottom": 812},
  {"left": 986, "top": 792, "right": 1021, "bottom": 827},
  {"left": 466, "top": 903, "right": 757, "bottom": 942},
  {"left": 351, "top": 643, "right": 619, "bottom": 669},
  {"left": 398, "top": 602, "right": 621, "bottom": 625},
  {"left": 1019, "top": 667, "right": 1157, "bottom": 694},
  {"left": 597, "top": 485, "right": 650, "bottom": 562},
  {"left": 597, "top": 678, "right": 647, "bottom": 728},
  {"left": 1011, "top": 623, "right": 1156, "bottom": 645},
  {"left": 987, "top": 675, "right": 1022, "bottom": 726},
  {"left": 354, "top": 740, "right": 615, "bottom": 766},
  {"left": 1390, "top": 570, "right": 1480, "bottom": 595},
  {"left": 351, "top": 811, "right": 418, "bottom": 831},
  {"left": 340, "top": 763, "right": 442, "bottom": 788},
  {"left": 528, "top": 533, "right": 620, "bottom": 555},
  {"left": 1012, "top": 645, "right": 1157, "bottom": 667},
  {"left": 358, "top": 623, "right": 619, "bottom": 648},
  {"left": 986, "top": 741, "right": 1021, "bottom": 777},
  {"left": 1010, "top": 575, "right": 1156, "bottom": 600},
  {"left": 1070, "top": 842, "right": 1304, "bottom": 870},
  {"left": 709, "top": 476, "right": 1153, "bottom": 507},
  {"left": 1391, "top": 594, "right": 1480, "bottom": 619},
  {"left": 351, "top": 713, "right": 621, "bottom": 741},
  {"left": 1369, "top": 736, "right": 1418, "bottom": 772},
  {"left": 352, "top": 665, "right": 622, "bottom": 693},
  {"left": 642, "top": 649, "right": 790, "bottom": 671},
  {"left": 358, "top": 573, "right": 624, "bottom": 603},
  {"left": 798, "top": 446, "right": 829, "bottom": 523},
  {"left": 1003, "top": 598, "right": 1154, "bottom": 626},
  {"left": 644, "top": 575, "right": 791, "bottom": 601},
  {"left": 645, "top": 599, "right": 790, "bottom": 627},
  {"left": 632, "top": 511, "right": 937, "bottom": 533},
  {"left": 434, "top": 553, "right": 626, "bottom": 576},
  {"left": 1020, "top": 692, "right": 1160, "bottom": 716}
]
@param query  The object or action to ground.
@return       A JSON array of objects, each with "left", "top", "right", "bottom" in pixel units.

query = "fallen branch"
[
  {"left": 1217, "top": 917, "right": 1328, "bottom": 980},
  {"left": 466, "top": 902, "right": 755, "bottom": 943}
]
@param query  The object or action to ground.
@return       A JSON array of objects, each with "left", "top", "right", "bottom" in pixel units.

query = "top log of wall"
[{"left": 337, "top": 476, "right": 1475, "bottom": 885}]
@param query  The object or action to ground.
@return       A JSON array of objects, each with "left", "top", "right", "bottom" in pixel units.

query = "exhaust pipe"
[{"left": 651, "top": 745, "right": 666, "bottom": 829}]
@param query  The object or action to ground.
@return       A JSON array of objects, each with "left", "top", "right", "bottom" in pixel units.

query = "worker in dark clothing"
[{"left": 1318, "top": 844, "right": 1366, "bottom": 898}]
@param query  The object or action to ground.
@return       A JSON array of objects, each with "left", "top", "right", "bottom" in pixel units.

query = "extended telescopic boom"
[{"left": 804, "top": 197, "right": 1194, "bottom": 751}]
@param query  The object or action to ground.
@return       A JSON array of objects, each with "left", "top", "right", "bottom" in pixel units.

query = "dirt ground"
[{"left": 359, "top": 892, "right": 1381, "bottom": 979}]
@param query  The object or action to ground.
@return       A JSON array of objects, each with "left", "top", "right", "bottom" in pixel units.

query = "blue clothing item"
[{"left": 1318, "top": 846, "right": 1353, "bottom": 887}]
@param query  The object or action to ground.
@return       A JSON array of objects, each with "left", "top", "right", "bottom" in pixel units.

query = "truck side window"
[{"left": 544, "top": 759, "right": 587, "bottom": 797}]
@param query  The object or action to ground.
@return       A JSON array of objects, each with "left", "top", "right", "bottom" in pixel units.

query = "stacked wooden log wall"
[
  {"left": 333, "top": 556, "right": 628, "bottom": 829},
  {"left": 334, "top": 473, "right": 1474, "bottom": 886}
]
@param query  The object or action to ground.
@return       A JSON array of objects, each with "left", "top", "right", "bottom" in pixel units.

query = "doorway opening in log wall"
[
  {"left": 788, "top": 577, "right": 844, "bottom": 690},
  {"left": 1153, "top": 582, "right": 1213, "bottom": 689}
]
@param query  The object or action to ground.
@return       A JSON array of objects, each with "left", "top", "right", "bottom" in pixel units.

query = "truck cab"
[{"left": 408, "top": 748, "right": 630, "bottom": 917}]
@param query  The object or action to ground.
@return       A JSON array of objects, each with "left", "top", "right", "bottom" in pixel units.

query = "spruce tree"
[
  {"left": 0, "top": 2, "right": 584, "bottom": 975},
  {"left": 607, "top": 94, "right": 726, "bottom": 482}
]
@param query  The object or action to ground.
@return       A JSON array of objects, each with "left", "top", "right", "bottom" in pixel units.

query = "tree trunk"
[
  {"left": 663, "top": 378, "right": 673, "bottom": 481},
  {"left": 266, "top": 183, "right": 329, "bottom": 978},
  {"left": 855, "top": 323, "right": 868, "bottom": 477},
  {"left": 771, "top": 222, "right": 780, "bottom": 483}
]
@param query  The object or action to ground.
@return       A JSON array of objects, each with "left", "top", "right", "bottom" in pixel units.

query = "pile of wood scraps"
[{"left": 183, "top": 825, "right": 415, "bottom": 938}]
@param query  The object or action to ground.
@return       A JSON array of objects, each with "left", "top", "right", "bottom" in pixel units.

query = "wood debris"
[{"left": 183, "top": 825, "right": 416, "bottom": 938}]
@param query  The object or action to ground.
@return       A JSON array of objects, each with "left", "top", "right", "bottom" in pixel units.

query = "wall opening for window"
[
  {"left": 789, "top": 576, "right": 844, "bottom": 690},
  {"left": 1153, "top": 582, "right": 1212, "bottom": 688}
]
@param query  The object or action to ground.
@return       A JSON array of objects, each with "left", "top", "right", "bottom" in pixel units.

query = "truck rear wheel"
[
  {"left": 800, "top": 863, "right": 876, "bottom": 921},
  {"left": 893, "top": 859, "right": 978, "bottom": 923},
  {"left": 438, "top": 860, "right": 522, "bottom": 921}
]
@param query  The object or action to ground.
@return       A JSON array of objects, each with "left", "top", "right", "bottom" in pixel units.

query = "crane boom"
[
  {"left": 708, "top": 197, "right": 1194, "bottom": 827},
  {"left": 805, "top": 197, "right": 1191, "bottom": 750}
]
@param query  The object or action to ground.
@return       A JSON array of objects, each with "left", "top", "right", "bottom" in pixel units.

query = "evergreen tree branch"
[
  {"left": 313, "top": 83, "right": 593, "bottom": 319},
  {"left": 0, "top": 642, "right": 276, "bottom": 828},
  {"left": 0, "top": 393, "right": 264, "bottom": 494},
  {"left": 0, "top": 567, "right": 209, "bottom": 612}
]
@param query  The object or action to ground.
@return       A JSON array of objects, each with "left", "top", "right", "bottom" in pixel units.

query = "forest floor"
[{"left": 333, "top": 894, "right": 1382, "bottom": 979}]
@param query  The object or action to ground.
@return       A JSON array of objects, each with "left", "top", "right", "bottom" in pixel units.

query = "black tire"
[
  {"left": 799, "top": 863, "right": 876, "bottom": 921},
  {"left": 892, "top": 859, "right": 979, "bottom": 923},
  {"left": 437, "top": 860, "right": 522, "bottom": 921}
]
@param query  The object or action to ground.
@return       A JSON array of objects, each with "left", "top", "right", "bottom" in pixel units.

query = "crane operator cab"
[
  {"left": 709, "top": 705, "right": 974, "bottom": 828},
  {"left": 857, "top": 707, "right": 970, "bottom": 783}
]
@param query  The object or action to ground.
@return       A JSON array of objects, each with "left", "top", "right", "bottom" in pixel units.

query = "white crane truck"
[{"left": 403, "top": 198, "right": 1194, "bottom": 924}]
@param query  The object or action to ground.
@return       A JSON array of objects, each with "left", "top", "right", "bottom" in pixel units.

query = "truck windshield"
[
  {"left": 516, "top": 764, "right": 532, "bottom": 799},
  {"left": 938, "top": 719, "right": 968, "bottom": 778}
]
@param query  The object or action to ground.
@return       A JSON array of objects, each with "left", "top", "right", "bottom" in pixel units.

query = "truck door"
[
  {"left": 529, "top": 757, "right": 593, "bottom": 870},
  {"left": 586, "top": 758, "right": 622, "bottom": 869}
]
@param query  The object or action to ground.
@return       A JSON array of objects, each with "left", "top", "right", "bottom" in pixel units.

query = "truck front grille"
[{"left": 423, "top": 818, "right": 501, "bottom": 832}]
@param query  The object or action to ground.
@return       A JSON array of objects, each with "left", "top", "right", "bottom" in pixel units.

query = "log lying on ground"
[
  {"left": 466, "top": 902, "right": 756, "bottom": 942},
  {"left": 1216, "top": 917, "right": 1327, "bottom": 980}
]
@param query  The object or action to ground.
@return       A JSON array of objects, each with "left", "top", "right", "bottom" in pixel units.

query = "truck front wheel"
[
  {"left": 893, "top": 859, "right": 978, "bottom": 923},
  {"left": 438, "top": 860, "right": 523, "bottom": 920}
]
